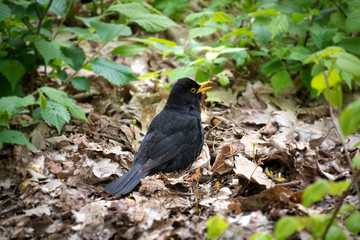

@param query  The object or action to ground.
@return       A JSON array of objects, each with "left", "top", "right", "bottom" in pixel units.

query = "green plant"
[{"left": 207, "top": 214, "right": 228, "bottom": 239}]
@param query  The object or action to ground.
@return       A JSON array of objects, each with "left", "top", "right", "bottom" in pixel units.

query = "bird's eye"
[{"left": 190, "top": 88, "right": 196, "bottom": 93}]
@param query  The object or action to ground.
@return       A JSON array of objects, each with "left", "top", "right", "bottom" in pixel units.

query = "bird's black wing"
[{"left": 140, "top": 109, "right": 201, "bottom": 172}]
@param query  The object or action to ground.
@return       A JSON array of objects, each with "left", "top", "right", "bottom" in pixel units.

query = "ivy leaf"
[
  {"left": 207, "top": 215, "right": 228, "bottom": 239},
  {"left": 0, "top": 130, "right": 36, "bottom": 150},
  {"left": 71, "top": 76, "right": 90, "bottom": 92},
  {"left": 60, "top": 46, "right": 86, "bottom": 71},
  {"left": 34, "top": 39, "right": 61, "bottom": 65},
  {"left": 340, "top": 99, "right": 360, "bottom": 136},
  {"left": 89, "top": 57, "right": 137, "bottom": 86},
  {"left": 111, "top": 44, "right": 147, "bottom": 57},
  {"left": 270, "top": 70, "right": 291, "bottom": 96},
  {"left": 90, "top": 21, "right": 132, "bottom": 43},
  {"left": 0, "top": 60, "right": 26, "bottom": 90},
  {"left": 41, "top": 101, "right": 70, "bottom": 133},
  {"left": 268, "top": 14, "right": 289, "bottom": 39}
]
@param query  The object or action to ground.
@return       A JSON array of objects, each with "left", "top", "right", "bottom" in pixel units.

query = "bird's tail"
[{"left": 104, "top": 164, "right": 149, "bottom": 195}]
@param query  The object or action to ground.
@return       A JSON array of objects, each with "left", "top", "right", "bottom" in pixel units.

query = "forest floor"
[{"left": 1, "top": 22, "right": 360, "bottom": 240}]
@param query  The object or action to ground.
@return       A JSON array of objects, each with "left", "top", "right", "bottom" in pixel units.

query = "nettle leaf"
[
  {"left": 252, "top": 26, "right": 272, "bottom": 44},
  {"left": 267, "top": 14, "right": 289, "bottom": 39},
  {"left": 333, "top": 52, "right": 360, "bottom": 77},
  {"left": 270, "top": 70, "right": 291, "bottom": 96},
  {"left": 62, "top": 27, "right": 94, "bottom": 40},
  {"left": 309, "top": 24, "right": 337, "bottom": 49},
  {"left": 0, "top": 130, "right": 35, "bottom": 150},
  {"left": 212, "top": 11, "right": 232, "bottom": 22},
  {"left": 0, "top": 3, "right": 11, "bottom": 22},
  {"left": 49, "top": 0, "right": 67, "bottom": 16},
  {"left": 221, "top": 28, "right": 253, "bottom": 42},
  {"left": 60, "top": 46, "right": 86, "bottom": 71},
  {"left": 188, "top": 27, "right": 217, "bottom": 39},
  {"left": 302, "top": 179, "right": 330, "bottom": 207},
  {"left": 340, "top": 99, "right": 360, "bottom": 136},
  {"left": 261, "top": 59, "right": 285, "bottom": 77},
  {"left": 345, "top": 10, "right": 360, "bottom": 33},
  {"left": 0, "top": 60, "right": 26, "bottom": 90},
  {"left": 207, "top": 215, "right": 228, "bottom": 239},
  {"left": 311, "top": 70, "right": 341, "bottom": 93},
  {"left": 108, "top": 3, "right": 149, "bottom": 18},
  {"left": 71, "top": 76, "right": 90, "bottom": 92},
  {"left": 89, "top": 57, "right": 137, "bottom": 86},
  {"left": 40, "top": 87, "right": 87, "bottom": 121},
  {"left": 41, "top": 101, "right": 70, "bottom": 133},
  {"left": 34, "top": 39, "right": 61, "bottom": 65},
  {"left": 111, "top": 44, "right": 147, "bottom": 57},
  {"left": 346, "top": 211, "right": 360, "bottom": 235},
  {"left": 184, "top": 12, "right": 213, "bottom": 26},
  {"left": 0, "top": 95, "right": 35, "bottom": 118},
  {"left": 131, "top": 14, "right": 179, "bottom": 32},
  {"left": 169, "top": 66, "right": 197, "bottom": 83},
  {"left": 90, "top": 21, "right": 132, "bottom": 43},
  {"left": 338, "top": 37, "right": 360, "bottom": 55},
  {"left": 247, "top": 8, "right": 278, "bottom": 17},
  {"left": 302, "top": 47, "right": 343, "bottom": 65}
]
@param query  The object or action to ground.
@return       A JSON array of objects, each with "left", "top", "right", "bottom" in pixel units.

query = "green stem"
[{"left": 52, "top": 0, "right": 74, "bottom": 40}]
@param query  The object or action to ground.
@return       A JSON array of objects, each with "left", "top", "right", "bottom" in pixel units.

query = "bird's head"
[{"left": 165, "top": 78, "right": 211, "bottom": 111}]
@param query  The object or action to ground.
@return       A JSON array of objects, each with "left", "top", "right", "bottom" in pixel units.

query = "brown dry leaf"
[
  {"left": 40, "top": 179, "right": 62, "bottom": 195},
  {"left": 139, "top": 175, "right": 167, "bottom": 196},
  {"left": 92, "top": 158, "right": 120, "bottom": 179},
  {"left": 240, "top": 132, "right": 269, "bottom": 158},
  {"left": 46, "top": 135, "right": 70, "bottom": 148},
  {"left": 190, "top": 143, "right": 210, "bottom": 171},
  {"left": 24, "top": 205, "right": 51, "bottom": 217},
  {"left": 72, "top": 201, "right": 109, "bottom": 231},
  {"left": 29, "top": 156, "right": 45, "bottom": 174},
  {"left": 237, "top": 186, "right": 298, "bottom": 212},
  {"left": 234, "top": 154, "right": 272, "bottom": 189},
  {"left": 211, "top": 144, "right": 234, "bottom": 175}
]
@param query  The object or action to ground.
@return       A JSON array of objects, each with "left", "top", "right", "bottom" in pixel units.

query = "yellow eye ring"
[{"left": 190, "top": 88, "right": 196, "bottom": 93}]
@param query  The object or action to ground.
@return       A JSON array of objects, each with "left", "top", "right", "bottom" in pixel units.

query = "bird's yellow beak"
[{"left": 197, "top": 81, "right": 212, "bottom": 94}]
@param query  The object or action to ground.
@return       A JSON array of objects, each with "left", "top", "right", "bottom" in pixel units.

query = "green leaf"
[
  {"left": 41, "top": 101, "right": 70, "bottom": 133},
  {"left": 195, "top": 69, "right": 210, "bottom": 83},
  {"left": 205, "top": 92, "right": 222, "bottom": 104},
  {"left": 345, "top": 211, "right": 360, "bottom": 235},
  {"left": 39, "top": 91, "right": 47, "bottom": 110},
  {"left": 309, "top": 24, "right": 337, "bottom": 49},
  {"left": 207, "top": 215, "right": 228, "bottom": 239},
  {"left": 71, "top": 77, "right": 90, "bottom": 92},
  {"left": 261, "top": 59, "right": 285, "bottom": 77},
  {"left": 288, "top": 46, "right": 311, "bottom": 62},
  {"left": 221, "top": 28, "right": 253, "bottom": 42},
  {"left": 325, "top": 225, "right": 347, "bottom": 240},
  {"left": 352, "top": 155, "right": 360, "bottom": 169},
  {"left": 302, "top": 47, "right": 343, "bottom": 65},
  {"left": 345, "top": 10, "right": 360, "bottom": 33},
  {"left": 76, "top": 15, "right": 102, "bottom": 27},
  {"left": 90, "top": 21, "right": 131, "bottom": 43},
  {"left": 131, "top": 14, "right": 179, "bottom": 32},
  {"left": 184, "top": 12, "right": 213, "bottom": 26},
  {"left": 40, "top": 87, "right": 87, "bottom": 121},
  {"left": 188, "top": 27, "right": 217, "bottom": 39},
  {"left": 268, "top": 14, "right": 289, "bottom": 39},
  {"left": 212, "top": 11, "right": 232, "bottom": 22},
  {"left": 311, "top": 70, "right": 341, "bottom": 92},
  {"left": 169, "top": 66, "right": 197, "bottom": 83},
  {"left": 333, "top": 52, "right": 360, "bottom": 77},
  {"left": 250, "top": 232, "right": 275, "bottom": 240},
  {"left": 111, "top": 44, "right": 147, "bottom": 57},
  {"left": 308, "top": 214, "right": 331, "bottom": 239},
  {"left": 328, "top": 180, "right": 350, "bottom": 196},
  {"left": 323, "top": 83, "right": 342, "bottom": 107},
  {"left": 340, "top": 99, "right": 360, "bottom": 136},
  {"left": 0, "top": 60, "right": 26, "bottom": 90},
  {"left": 62, "top": 27, "right": 94, "bottom": 40},
  {"left": 108, "top": 3, "right": 149, "bottom": 18},
  {"left": 302, "top": 179, "right": 331, "bottom": 207},
  {"left": 0, "top": 3, "right": 11, "bottom": 22},
  {"left": 34, "top": 39, "right": 61, "bottom": 65},
  {"left": 247, "top": 8, "right": 278, "bottom": 17},
  {"left": 49, "top": 0, "right": 67, "bottom": 16},
  {"left": 0, "top": 111, "right": 10, "bottom": 128},
  {"left": 89, "top": 57, "right": 137, "bottom": 86},
  {"left": 270, "top": 70, "right": 291, "bottom": 96},
  {"left": 219, "top": 75, "right": 230, "bottom": 86},
  {"left": 60, "top": 47, "right": 86, "bottom": 71},
  {"left": 338, "top": 37, "right": 360, "bottom": 55},
  {"left": 252, "top": 26, "right": 272, "bottom": 44},
  {"left": 0, "top": 95, "right": 35, "bottom": 118},
  {"left": 0, "top": 130, "right": 35, "bottom": 150},
  {"left": 274, "top": 217, "right": 302, "bottom": 240}
]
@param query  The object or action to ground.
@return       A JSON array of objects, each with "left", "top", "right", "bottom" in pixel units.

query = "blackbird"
[{"left": 105, "top": 78, "right": 211, "bottom": 195}]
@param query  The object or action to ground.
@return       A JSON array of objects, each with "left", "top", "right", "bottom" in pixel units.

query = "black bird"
[{"left": 105, "top": 78, "right": 211, "bottom": 195}]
